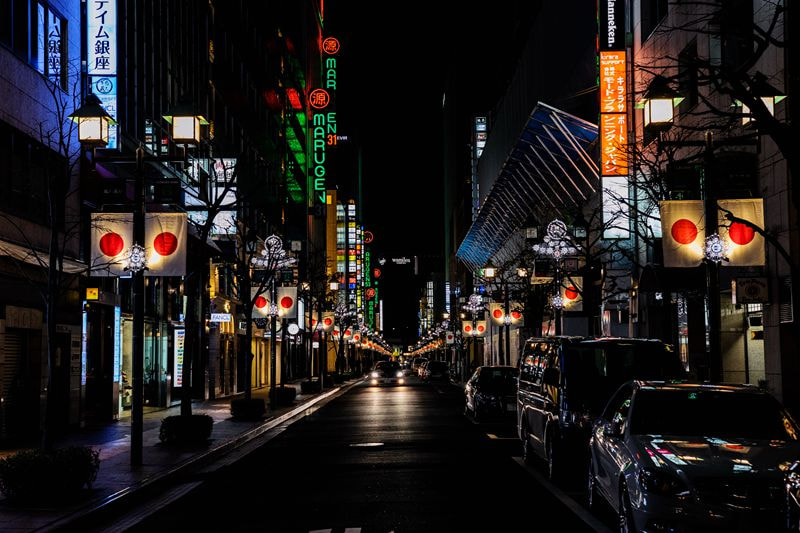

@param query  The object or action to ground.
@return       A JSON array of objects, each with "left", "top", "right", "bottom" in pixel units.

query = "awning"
[
  {"left": 456, "top": 102, "right": 598, "bottom": 271},
  {"left": 0, "top": 239, "right": 86, "bottom": 274}
]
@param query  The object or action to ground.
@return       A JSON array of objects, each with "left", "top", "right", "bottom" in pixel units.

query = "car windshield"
[
  {"left": 629, "top": 389, "right": 799, "bottom": 440},
  {"left": 564, "top": 343, "right": 683, "bottom": 414},
  {"left": 376, "top": 362, "right": 400, "bottom": 371},
  {"left": 478, "top": 368, "right": 518, "bottom": 394},
  {"left": 428, "top": 361, "right": 447, "bottom": 371}
]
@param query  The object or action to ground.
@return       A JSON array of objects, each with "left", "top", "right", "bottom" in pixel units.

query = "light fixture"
[
  {"left": 736, "top": 72, "right": 786, "bottom": 125},
  {"left": 483, "top": 263, "right": 496, "bottom": 279},
  {"left": 69, "top": 93, "right": 116, "bottom": 146},
  {"left": 163, "top": 100, "right": 209, "bottom": 145},
  {"left": 517, "top": 268, "right": 528, "bottom": 278},
  {"left": 550, "top": 293, "right": 564, "bottom": 310},
  {"left": 124, "top": 243, "right": 148, "bottom": 273},
  {"left": 533, "top": 219, "right": 578, "bottom": 260},
  {"left": 639, "top": 75, "right": 683, "bottom": 129},
  {"left": 704, "top": 233, "right": 728, "bottom": 263}
]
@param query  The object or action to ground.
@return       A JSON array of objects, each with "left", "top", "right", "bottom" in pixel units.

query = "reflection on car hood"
[{"left": 630, "top": 434, "right": 800, "bottom": 479}]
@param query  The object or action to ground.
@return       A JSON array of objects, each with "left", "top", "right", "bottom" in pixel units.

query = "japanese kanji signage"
[
  {"left": 598, "top": 0, "right": 629, "bottom": 239},
  {"left": 309, "top": 37, "right": 339, "bottom": 206},
  {"left": 87, "top": 0, "right": 118, "bottom": 148}
]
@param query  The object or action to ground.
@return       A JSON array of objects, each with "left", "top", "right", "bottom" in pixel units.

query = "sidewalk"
[{"left": 0, "top": 378, "right": 359, "bottom": 532}]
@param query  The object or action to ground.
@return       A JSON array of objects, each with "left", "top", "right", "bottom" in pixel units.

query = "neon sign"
[
  {"left": 310, "top": 37, "right": 339, "bottom": 205},
  {"left": 87, "top": 0, "right": 118, "bottom": 148}
]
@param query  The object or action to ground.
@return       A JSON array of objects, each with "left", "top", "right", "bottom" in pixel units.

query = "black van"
[{"left": 516, "top": 337, "right": 684, "bottom": 481}]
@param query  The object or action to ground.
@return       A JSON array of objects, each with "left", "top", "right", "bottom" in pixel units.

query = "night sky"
[{"left": 330, "top": 2, "right": 538, "bottom": 342}]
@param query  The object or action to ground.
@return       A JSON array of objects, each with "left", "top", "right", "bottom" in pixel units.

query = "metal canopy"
[{"left": 456, "top": 102, "right": 598, "bottom": 271}]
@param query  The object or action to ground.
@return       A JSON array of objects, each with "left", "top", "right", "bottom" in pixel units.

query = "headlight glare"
[{"left": 371, "top": 371, "right": 379, "bottom": 378}]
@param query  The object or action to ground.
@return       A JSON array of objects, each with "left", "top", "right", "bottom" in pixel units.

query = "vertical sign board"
[
  {"left": 174, "top": 329, "right": 186, "bottom": 387},
  {"left": 598, "top": 0, "right": 629, "bottom": 239},
  {"left": 87, "top": 0, "right": 118, "bottom": 149},
  {"left": 310, "top": 37, "right": 340, "bottom": 206},
  {"left": 113, "top": 305, "right": 121, "bottom": 382}
]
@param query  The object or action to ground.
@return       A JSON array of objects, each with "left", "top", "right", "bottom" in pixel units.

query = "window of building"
[
  {"left": 678, "top": 40, "right": 698, "bottom": 113},
  {"left": 641, "top": 0, "right": 668, "bottom": 42},
  {"left": 709, "top": 1, "right": 754, "bottom": 71},
  {"left": 0, "top": 0, "right": 67, "bottom": 89}
]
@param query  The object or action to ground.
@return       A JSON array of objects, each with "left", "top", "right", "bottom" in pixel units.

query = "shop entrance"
[{"left": 84, "top": 303, "right": 115, "bottom": 424}]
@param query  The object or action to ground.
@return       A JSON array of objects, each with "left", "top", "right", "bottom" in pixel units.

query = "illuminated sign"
[
  {"left": 113, "top": 306, "right": 121, "bottom": 382},
  {"left": 363, "top": 230, "right": 374, "bottom": 244},
  {"left": 309, "top": 89, "right": 330, "bottom": 110},
  {"left": 598, "top": 0, "right": 629, "bottom": 239},
  {"left": 86, "top": 288, "right": 99, "bottom": 300},
  {"left": 87, "top": 0, "right": 118, "bottom": 148},
  {"left": 309, "top": 38, "right": 339, "bottom": 205},
  {"left": 323, "top": 37, "right": 340, "bottom": 55},
  {"left": 174, "top": 329, "right": 185, "bottom": 387},
  {"left": 600, "top": 0, "right": 626, "bottom": 51},
  {"left": 210, "top": 313, "right": 232, "bottom": 323},
  {"left": 286, "top": 88, "right": 303, "bottom": 110}
]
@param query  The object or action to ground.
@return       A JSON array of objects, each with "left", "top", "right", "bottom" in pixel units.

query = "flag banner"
[
  {"left": 509, "top": 307, "right": 525, "bottom": 326},
  {"left": 321, "top": 312, "right": 334, "bottom": 332},
  {"left": 488, "top": 302, "right": 505, "bottom": 325},
  {"left": 462, "top": 322, "right": 475, "bottom": 337},
  {"left": 474, "top": 320, "right": 487, "bottom": 337},
  {"left": 659, "top": 200, "right": 705, "bottom": 267},
  {"left": 145, "top": 213, "right": 187, "bottom": 276},
  {"left": 561, "top": 276, "right": 583, "bottom": 312},
  {"left": 445, "top": 331, "right": 455, "bottom": 344},
  {"left": 718, "top": 199, "right": 765, "bottom": 267},
  {"left": 91, "top": 213, "right": 133, "bottom": 276},
  {"left": 276, "top": 287, "right": 298, "bottom": 319},
  {"left": 251, "top": 287, "right": 272, "bottom": 318}
]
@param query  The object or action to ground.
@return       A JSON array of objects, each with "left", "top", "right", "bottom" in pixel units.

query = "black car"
[
  {"left": 422, "top": 360, "right": 450, "bottom": 382},
  {"left": 465, "top": 366, "right": 518, "bottom": 421},
  {"left": 517, "top": 337, "right": 684, "bottom": 481},
  {"left": 369, "top": 361, "right": 404, "bottom": 386}
]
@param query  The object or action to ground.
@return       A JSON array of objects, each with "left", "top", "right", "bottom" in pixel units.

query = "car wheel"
[
  {"left": 586, "top": 458, "right": 599, "bottom": 512},
  {"left": 618, "top": 483, "right": 636, "bottom": 533}
]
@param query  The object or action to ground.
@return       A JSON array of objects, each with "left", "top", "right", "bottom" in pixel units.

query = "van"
[{"left": 516, "top": 337, "right": 684, "bottom": 481}]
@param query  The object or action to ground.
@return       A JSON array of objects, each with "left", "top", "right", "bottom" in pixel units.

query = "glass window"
[{"left": 630, "top": 389, "right": 799, "bottom": 441}]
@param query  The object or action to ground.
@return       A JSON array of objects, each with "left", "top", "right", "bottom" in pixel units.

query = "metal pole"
[
  {"left": 131, "top": 146, "right": 145, "bottom": 467},
  {"left": 270, "top": 278, "right": 277, "bottom": 406},
  {"left": 704, "top": 131, "right": 722, "bottom": 382},
  {"left": 504, "top": 282, "right": 511, "bottom": 365}
]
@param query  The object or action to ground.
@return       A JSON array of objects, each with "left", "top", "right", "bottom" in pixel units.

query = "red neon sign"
[
  {"left": 286, "top": 88, "right": 302, "bottom": 110},
  {"left": 322, "top": 37, "right": 340, "bottom": 55},
  {"left": 309, "top": 89, "right": 330, "bottom": 110}
]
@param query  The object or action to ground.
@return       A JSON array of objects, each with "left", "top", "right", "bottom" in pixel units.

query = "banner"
[
  {"left": 276, "top": 287, "right": 298, "bottom": 319},
  {"left": 474, "top": 320, "right": 487, "bottom": 337},
  {"left": 718, "top": 199, "right": 765, "bottom": 266},
  {"left": 445, "top": 331, "right": 455, "bottom": 344},
  {"left": 462, "top": 322, "right": 475, "bottom": 337},
  {"left": 488, "top": 303, "right": 505, "bottom": 326},
  {"left": 659, "top": 200, "right": 705, "bottom": 267},
  {"left": 145, "top": 213, "right": 187, "bottom": 276},
  {"left": 561, "top": 276, "right": 583, "bottom": 312},
  {"left": 91, "top": 212, "right": 133, "bottom": 276},
  {"left": 251, "top": 287, "right": 272, "bottom": 318}
]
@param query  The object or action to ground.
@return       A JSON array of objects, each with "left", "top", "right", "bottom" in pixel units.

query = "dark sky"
[{"left": 328, "top": 2, "right": 537, "bottom": 344}]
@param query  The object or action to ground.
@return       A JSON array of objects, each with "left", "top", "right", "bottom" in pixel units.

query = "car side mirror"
[
  {"left": 603, "top": 420, "right": 622, "bottom": 438},
  {"left": 542, "top": 367, "right": 560, "bottom": 387}
]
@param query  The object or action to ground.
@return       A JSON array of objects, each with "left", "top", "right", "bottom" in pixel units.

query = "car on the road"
[
  {"left": 417, "top": 360, "right": 429, "bottom": 378},
  {"left": 465, "top": 366, "right": 518, "bottom": 421},
  {"left": 412, "top": 357, "right": 428, "bottom": 375},
  {"left": 517, "top": 337, "right": 684, "bottom": 481},
  {"left": 369, "top": 361, "right": 404, "bottom": 386},
  {"left": 422, "top": 360, "right": 450, "bottom": 382},
  {"left": 588, "top": 381, "right": 800, "bottom": 532}
]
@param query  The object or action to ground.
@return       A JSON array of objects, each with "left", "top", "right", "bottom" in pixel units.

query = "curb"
[{"left": 37, "top": 379, "right": 363, "bottom": 532}]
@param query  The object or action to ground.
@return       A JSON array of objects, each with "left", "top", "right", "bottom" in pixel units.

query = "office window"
[
  {"left": 678, "top": 40, "right": 698, "bottom": 113},
  {"left": 641, "top": 0, "right": 668, "bottom": 42},
  {"left": 32, "top": 1, "right": 66, "bottom": 88}
]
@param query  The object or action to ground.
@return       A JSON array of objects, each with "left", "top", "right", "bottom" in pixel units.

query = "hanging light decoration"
[
  {"left": 550, "top": 293, "right": 565, "bottom": 310},
  {"left": 704, "top": 233, "right": 728, "bottom": 263},
  {"left": 532, "top": 219, "right": 578, "bottom": 260},
  {"left": 124, "top": 243, "right": 148, "bottom": 273}
]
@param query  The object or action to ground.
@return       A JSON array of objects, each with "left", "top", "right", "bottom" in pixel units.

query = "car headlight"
[
  {"left": 396, "top": 371, "right": 403, "bottom": 378},
  {"left": 638, "top": 468, "right": 689, "bottom": 497},
  {"left": 371, "top": 371, "right": 379, "bottom": 378}
]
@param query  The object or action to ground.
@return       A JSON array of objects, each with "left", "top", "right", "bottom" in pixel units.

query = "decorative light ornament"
[
  {"left": 463, "top": 293, "right": 484, "bottom": 314},
  {"left": 125, "top": 243, "right": 148, "bottom": 273},
  {"left": 532, "top": 219, "right": 578, "bottom": 260},
  {"left": 704, "top": 233, "right": 728, "bottom": 263},
  {"left": 550, "top": 293, "right": 564, "bottom": 310},
  {"left": 503, "top": 315, "right": 513, "bottom": 326}
]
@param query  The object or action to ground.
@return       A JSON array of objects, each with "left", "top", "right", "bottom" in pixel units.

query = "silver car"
[{"left": 588, "top": 381, "right": 800, "bottom": 532}]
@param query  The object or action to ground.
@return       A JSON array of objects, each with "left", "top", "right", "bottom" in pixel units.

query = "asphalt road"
[{"left": 134, "top": 376, "right": 598, "bottom": 532}]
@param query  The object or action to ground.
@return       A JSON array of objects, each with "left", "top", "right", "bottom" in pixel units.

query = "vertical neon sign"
[
  {"left": 310, "top": 37, "right": 339, "bottom": 205},
  {"left": 87, "top": 0, "right": 118, "bottom": 148}
]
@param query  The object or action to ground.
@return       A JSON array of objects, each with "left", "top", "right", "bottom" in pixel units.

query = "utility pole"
[{"left": 131, "top": 146, "right": 145, "bottom": 467}]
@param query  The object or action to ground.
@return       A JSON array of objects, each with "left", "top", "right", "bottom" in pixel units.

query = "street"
[{"left": 135, "top": 377, "right": 598, "bottom": 532}]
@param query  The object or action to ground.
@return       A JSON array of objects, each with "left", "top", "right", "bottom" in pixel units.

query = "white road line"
[
  {"left": 512, "top": 457, "right": 613, "bottom": 533},
  {"left": 344, "top": 529, "right": 362, "bottom": 533}
]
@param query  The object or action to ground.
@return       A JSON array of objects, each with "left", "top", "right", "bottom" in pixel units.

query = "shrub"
[
  {"left": 0, "top": 446, "right": 100, "bottom": 503},
  {"left": 270, "top": 385, "right": 297, "bottom": 406},
  {"left": 230, "top": 398, "right": 266, "bottom": 420},
  {"left": 159, "top": 414, "right": 214, "bottom": 444},
  {"left": 300, "top": 379, "right": 322, "bottom": 394}
]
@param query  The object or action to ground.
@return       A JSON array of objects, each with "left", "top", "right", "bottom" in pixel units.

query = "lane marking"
[
  {"left": 349, "top": 442, "right": 384, "bottom": 447},
  {"left": 512, "top": 457, "right": 613, "bottom": 533},
  {"left": 344, "top": 529, "right": 362, "bottom": 533}
]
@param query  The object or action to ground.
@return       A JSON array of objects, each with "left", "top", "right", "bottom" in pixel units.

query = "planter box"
[{"left": 159, "top": 414, "right": 214, "bottom": 444}]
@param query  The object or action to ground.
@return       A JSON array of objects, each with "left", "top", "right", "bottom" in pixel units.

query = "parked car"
[
  {"left": 412, "top": 357, "right": 428, "bottom": 375},
  {"left": 589, "top": 381, "right": 799, "bottom": 532},
  {"left": 422, "top": 360, "right": 450, "bottom": 382},
  {"left": 369, "top": 361, "right": 404, "bottom": 386},
  {"left": 465, "top": 366, "right": 518, "bottom": 421},
  {"left": 517, "top": 337, "right": 684, "bottom": 481}
]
